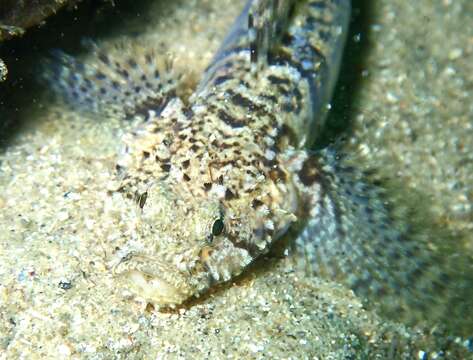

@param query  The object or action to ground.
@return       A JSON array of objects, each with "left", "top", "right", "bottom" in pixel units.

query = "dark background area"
[
  {"left": 0, "top": 0, "right": 158, "bottom": 141},
  {"left": 0, "top": 0, "right": 374, "bottom": 148}
]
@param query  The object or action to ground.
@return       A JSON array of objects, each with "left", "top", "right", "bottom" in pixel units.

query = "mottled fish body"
[
  {"left": 43, "top": 0, "right": 472, "bottom": 334},
  {"left": 45, "top": 0, "right": 343, "bottom": 305},
  {"left": 110, "top": 0, "right": 351, "bottom": 304},
  {"left": 201, "top": 0, "right": 350, "bottom": 146}
]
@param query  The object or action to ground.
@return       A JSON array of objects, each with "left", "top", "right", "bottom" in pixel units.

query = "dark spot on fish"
[
  {"left": 298, "top": 158, "right": 321, "bottom": 186},
  {"left": 142, "top": 151, "right": 150, "bottom": 159},
  {"left": 203, "top": 182, "right": 212, "bottom": 191},
  {"left": 182, "top": 159, "right": 190, "bottom": 169},
  {"left": 229, "top": 92, "right": 265, "bottom": 114},
  {"left": 95, "top": 71, "right": 106, "bottom": 80},
  {"left": 275, "top": 124, "right": 298, "bottom": 148},
  {"left": 128, "top": 96, "right": 169, "bottom": 120},
  {"left": 277, "top": 87, "right": 290, "bottom": 97},
  {"left": 305, "top": 15, "right": 318, "bottom": 28},
  {"left": 261, "top": 94, "right": 278, "bottom": 103},
  {"left": 225, "top": 188, "right": 236, "bottom": 200},
  {"left": 268, "top": 75, "right": 290, "bottom": 86},
  {"left": 160, "top": 163, "right": 171, "bottom": 172},
  {"left": 251, "top": 159, "right": 260, "bottom": 167},
  {"left": 183, "top": 107, "right": 194, "bottom": 119},
  {"left": 251, "top": 199, "right": 263, "bottom": 208},
  {"left": 239, "top": 79, "right": 250, "bottom": 88},
  {"left": 213, "top": 74, "right": 233, "bottom": 86},
  {"left": 118, "top": 69, "right": 129, "bottom": 79},
  {"left": 128, "top": 58, "right": 138, "bottom": 68},
  {"left": 183, "top": 173, "right": 191, "bottom": 182},
  {"left": 98, "top": 53, "right": 110, "bottom": 65},
  {"left": 218, "top": 109, "right": 246, "bottom": 128},
  {"left": 262, "top": 157, "right": 277, "bottom": 168},
  {"left": 269, "top": 167, "right": 287, "bottom": 182}
]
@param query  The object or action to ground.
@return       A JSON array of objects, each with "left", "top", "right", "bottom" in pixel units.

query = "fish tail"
[{"left": 199, "top": 0, "right": 350, "bottom": 146}]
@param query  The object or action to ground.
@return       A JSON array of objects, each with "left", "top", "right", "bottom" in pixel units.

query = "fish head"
[
  {"left": 112, "top": 99, "right": 298, "bottom": 307},
  {"left": 112, "top": 180, "right": 267, "bottom": 307}
]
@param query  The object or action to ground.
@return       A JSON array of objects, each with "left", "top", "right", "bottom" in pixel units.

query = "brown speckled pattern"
[
  {"left": 110, "top": 0, "right": 350, "bottom": 305},
  {"left": 1, "top": 0, "right": 473, "bottom": 357}
]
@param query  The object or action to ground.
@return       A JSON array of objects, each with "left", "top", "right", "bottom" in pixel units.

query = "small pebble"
[
  {"left": 0, "top": 58, "right": 7, "bottom": 81},
  {"left": 418, "top": 350, "right": 428, "bottom": 360},
  {"left": 58, "top": 281, "right": 73, "bottom": 290}
]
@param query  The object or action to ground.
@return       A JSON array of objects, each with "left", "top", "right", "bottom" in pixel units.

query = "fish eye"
[{"left": 211, "top": 218, "right": 225, "bottom": 236}]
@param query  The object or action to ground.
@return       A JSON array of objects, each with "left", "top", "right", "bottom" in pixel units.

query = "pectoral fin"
[{"left": 289, "top": 147, "right": 473, "bottom": 334}]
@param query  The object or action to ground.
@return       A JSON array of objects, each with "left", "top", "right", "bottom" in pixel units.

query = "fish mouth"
[
  {"left": 113, "top": 254, "right": 195, "bottom": 306},
  {"left": 125, "top": 270, "right": 191, "bottom": 306}
]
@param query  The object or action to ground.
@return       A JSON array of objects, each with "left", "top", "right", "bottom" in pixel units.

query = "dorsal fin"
[{"left": 248, "top": 0, "right": 298, "bottom": 71}]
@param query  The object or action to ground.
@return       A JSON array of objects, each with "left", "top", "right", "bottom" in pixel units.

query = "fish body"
[
  {"left": 43, "top": 0, "right": 470, "bottom": 332},
  {"left": 106, "top": 0, "right": 351, "bottom": 305}
]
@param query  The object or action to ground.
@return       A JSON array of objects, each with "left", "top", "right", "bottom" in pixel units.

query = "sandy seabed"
[{"left": 0, "top": 0, "right": 472, "bottom": 358}]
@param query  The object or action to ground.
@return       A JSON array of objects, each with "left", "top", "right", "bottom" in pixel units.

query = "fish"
[{"left": 43, "top": 0, "right": 473, "bottom": 333}]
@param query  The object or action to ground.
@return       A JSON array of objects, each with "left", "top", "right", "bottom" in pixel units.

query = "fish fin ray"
[
  {"left": 290, "top": 146, "right": 473, "bottom": 333},
  {"left": 248, "top": 0, "right": 298, "bottom": 69},
  {"left": 41, "top": 39, "right": 181, "bottom": 119}
]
